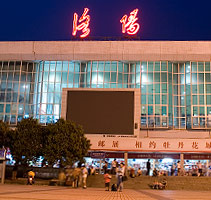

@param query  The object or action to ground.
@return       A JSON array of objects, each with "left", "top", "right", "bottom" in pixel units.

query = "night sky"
[{"left": 0, "top": 0, "right": 211, "bottom": 41}]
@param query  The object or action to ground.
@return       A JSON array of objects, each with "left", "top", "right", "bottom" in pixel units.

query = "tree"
[
  {"left": 9, "top": 118, "right": 43, "bottom": 165},
  {"left": 0, "top": 120, "right": 10, "bottom": 148},
  {"left": 44, "top": 118, "right": 90, "bottom": 167}
]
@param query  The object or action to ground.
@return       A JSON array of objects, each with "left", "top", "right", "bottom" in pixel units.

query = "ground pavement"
[{"left": 0, "top": 185, "right": 211, "bottom": 200}]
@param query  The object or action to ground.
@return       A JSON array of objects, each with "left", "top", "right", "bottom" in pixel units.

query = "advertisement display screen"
[{"left": 66, "top": 91, "right": 134, "bottom": 135}]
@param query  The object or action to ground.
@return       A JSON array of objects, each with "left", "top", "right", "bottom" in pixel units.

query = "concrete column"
[
  {"left": 206, "top": 160, "right": 209, "bottom": 176},
  {"left": 1, "top": 161, "right": 6, "bottom": 184},
  {"left": 180, "top": 153, "right": 184, "bottom": 176},
  {"left": 124, "top": 152, "right": 128, "bottom": 176},
  {"left": 99, "top": 159, "right": 102, "bottom": 174}
]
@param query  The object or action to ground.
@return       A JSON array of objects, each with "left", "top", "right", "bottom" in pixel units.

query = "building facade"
[{"left": 0, "top": 41, "right": 211, "bottom": 132}]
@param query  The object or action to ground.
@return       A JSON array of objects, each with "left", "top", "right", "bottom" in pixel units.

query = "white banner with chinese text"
[{"left": 86, "top": 135, "right": 211, "bottom": 153}]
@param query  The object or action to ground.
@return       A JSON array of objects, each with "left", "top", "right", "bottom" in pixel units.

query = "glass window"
[
  {"left": 50, "top": 62, "right": 56, "bottom": 71},
  {"left": 206, "top": 84, "right": 211, "bottom": 93},
  {"left": 111, "top": 62, "right": 117, "bottom": 71},
  {"left": 193, "top": 95, "right": 198, "bottom": 105},
  {"left": 161, "top": 73, "right": 167, "bottom": 82},
  {"left": 0, "top": 104, "right": 4, "bottom": 113},
  {"left": 105, "top": 62, "right": 110, "bottom": 71},
  {"left": 74, "top": 62, "right": 80, "bottom": 72},
  {"left": 179, "top": 63, "right": 184, "bottom": 73},
  {"left": 199, "top": 84, "right": 204, "bottom": 94},
  {"left": 180, "top": 96, "right": 185, "bottom": 106},
  {"left": 98, "top": 62, "right": 104, "bottom": 71},
  {"left": 198, "top": 62, "right": 204, "bottom": 72},
  {"left": 162, "top": 106, "right": 167, "bottom": 115},
  {"left": 173, "top": 63, "right": 178, "bottom": 73},
  {"left": 63, "top": 61, "right": 68, "bottom": 71},
  {"left": 193, "top": 107, "right": 198, "bottom": 116},
  {"left": 155, "top": 95, "right": 160, "bottom": 104},
  {"left": 192, "top": 62, "right": 197, "bottom": 72},
  {"left": 192, "top": 85, "right": 197, "bottom": 94},
  {"left": 162, "top": 84, "right": 167, "bottom": 93},
  {"left": 207, "top": 107, "right": 211, "bottom": 115},
  {"left": 199, "top": 107, "right": 205, "bottom": 115},
  {"left": 111, "top": 72, "right": 117, "bottom": 82},
  {"left": 161, "top": 62, "right": 167, "bottom": 71},
  {"left": 205, "top": 73, "right": 211, "bottom": 83},
  {"left": 56, "top": 61, "right": 62, "bottom": 71},
  {"left": 154, "top": 73, "right": 160, "bottom": 82},
  {"left": 55, "top": 72, "right": 61, "bottom": 82},
  {"left": 198, "top": 73, "right": 204, "bottom": 83},
  {"left": 173, "top": 85, "right": 178, "bottom": 95},
  {"left": 155, "top": 62, "right": 160, "bottom": 71},
  {"left": 168, "top": 62, "right": 172, "bottom": 72},
  {"left": 148, "top": 73, "right": 153, "bottom": 82},
  {"left": 141, "top": 73, "right": 147, "bottom": 83},
  {"left": 148, "top": 84, "right": 153, "bottom": 93},
  {"left": 136, "top": 62, "right": 140, "bottom": 73},
  {"left": 154, "top": 84, "right": 160, "bottom": 93},
  {"left": 141, "top": 95, "right": 146, "bottom": 104},
  {"left": 162, "top": 95, "right": 167, "bottom": 104},
  {"left": 104, "top": 72, "right": 110, "bottom": 82},
  {"left": 11, "top": 104, "right": 17, "bottom": 113},
  {"left": 148, "top": 106, "right": 153, "bottom": 115},
  {"left": 141, "top": 85, "right": 147, "bottom": 93},
  {"left": 207, "top": 95, "right": 211, "bottom": 105},
  {"left": 92, "top": 61, "right": 97, "bottom": 71},
  {"left": 205, "top": 62, "right": 210, "bottom": 72},
  {"left": 148, "top": 95, "right": 153, "bottom": 104},
  {"left": 141, "top": 62, "right": 147, "bottom": 72},
  {"left": 180, "top": 85, "right": 185, "bottom": 95}
]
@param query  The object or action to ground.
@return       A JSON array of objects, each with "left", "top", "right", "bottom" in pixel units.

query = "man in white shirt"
[
  {"left": 177, "top": 161, "right": 181, "bottom": 176},
  {"left": 116, "top": 163, "right": 125, "bottom": 192},
  {"left": 81, "top": 164, "right": 88, "bottom": 189}
]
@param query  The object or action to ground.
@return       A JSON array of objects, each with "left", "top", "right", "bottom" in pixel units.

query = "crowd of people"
[{"left": 21, "top": 159, "right": 206, "bottom": 191}]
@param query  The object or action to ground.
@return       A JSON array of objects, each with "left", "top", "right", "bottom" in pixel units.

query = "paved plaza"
[{"left": 0, "top": 185, "right": 211, "bottom": 200}]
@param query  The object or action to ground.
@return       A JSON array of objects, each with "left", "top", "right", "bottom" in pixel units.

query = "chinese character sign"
[
  {"left": 120, "top": 9, "right": 140, "bottom": 35},
  {"left": 72, "top": 8, "right": 90, "bottom": 38}
]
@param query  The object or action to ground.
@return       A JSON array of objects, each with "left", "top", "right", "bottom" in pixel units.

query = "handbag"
[{"left": 122, "top": 175, "right": 128, "bottom": 181}]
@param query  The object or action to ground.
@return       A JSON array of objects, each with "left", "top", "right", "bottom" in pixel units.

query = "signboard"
[
  {"left": 90, "top": 151, "right": 105, "bottom": 159},
  {"left": 72, "top": 8, "right": 140, "bottom": 38},
  {"left": 87, "top": 135, "right": 211, "bottom": 153},
  {"left": 0, "top": 149, "right": 6, "bottom": 160}
]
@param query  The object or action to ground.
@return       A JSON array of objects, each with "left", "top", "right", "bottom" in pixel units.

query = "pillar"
[
  {"left": 180, "top": 153, "right": 184, "bottom": 176},
  {"left": 1, "top": 161, "right": 6, "bottom": 184},
  {"left": 124, "top": 152, "right": 128, "bottom": 176},
  {"left": 99, "top": 159, "right": 102, "bottom": 174}
]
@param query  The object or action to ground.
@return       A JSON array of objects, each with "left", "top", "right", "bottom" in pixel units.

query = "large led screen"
[{"left": 66, "top": 91, "right": 134, "bottom": 135}]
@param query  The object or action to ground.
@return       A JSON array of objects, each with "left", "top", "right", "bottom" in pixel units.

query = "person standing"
[
  {"left": 171, "top": 163, "right": 176, "bottom": 176},
  {"left": 177, "top": 161, "right": 181, "bottom": 176},
  {"left": 12, "top": 164, "right": 18, "bottom": 180},
  {"left": 72, "top": 165, "right": 81, "bottom": 188},
  {"left": 104, "top": 170, "right": 112, "bottom": 191},
  {"left": 146, "top": 159, "right": 151, "bottom": 176},
  {"left": 116, "top": 163, "right": 125, "bottom": 192},
  {"left": 111, "top": 159, "right": 117, "bottom": 175},
  {"left": 103, "top": 161, "right": 108, "bottom": 174},
  {"left": 81, "top": 164, "right": 88, "bottom": 189},
  {"left": 197, "top": 161, "right": 202, "bottom": 176}
]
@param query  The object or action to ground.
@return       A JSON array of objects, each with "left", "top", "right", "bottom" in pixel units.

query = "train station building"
[{"left": 1, "top": 41, "right": 211, "bottom": 173}]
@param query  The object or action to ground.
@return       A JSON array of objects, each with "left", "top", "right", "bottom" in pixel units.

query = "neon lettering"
[
  {"left": 72, "top": 8, "right": 90, "bottom": 38},
  {"left": 120, "top": 9, "right": 140, "bottom": 35}
]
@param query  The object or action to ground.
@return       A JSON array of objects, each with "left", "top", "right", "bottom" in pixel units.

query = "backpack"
[{"left": 111, "top": 184, "right": 117, "bottom": 191}]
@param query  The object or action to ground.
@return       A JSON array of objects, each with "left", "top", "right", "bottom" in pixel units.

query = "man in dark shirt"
[{"left": 146, "top": 159, "right": 151, "bottom": 176}]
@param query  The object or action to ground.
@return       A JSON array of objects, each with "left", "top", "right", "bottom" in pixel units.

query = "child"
[{"left": 104, "top": 170, "right": 112, "bottom": 191}]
